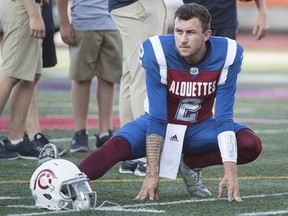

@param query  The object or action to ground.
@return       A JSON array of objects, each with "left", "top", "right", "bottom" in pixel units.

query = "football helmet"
[{"left": 30, "top": 159, "right": 97, "bottom": 210}]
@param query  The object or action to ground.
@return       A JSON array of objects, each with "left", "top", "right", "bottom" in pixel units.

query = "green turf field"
[{"left": 1, "top": 46, "right": 288, "bottom": 216}]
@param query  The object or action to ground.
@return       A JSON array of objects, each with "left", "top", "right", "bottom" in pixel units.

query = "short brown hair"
[{"left": 174, "top": 3, "right": 211, "bottom": 32}]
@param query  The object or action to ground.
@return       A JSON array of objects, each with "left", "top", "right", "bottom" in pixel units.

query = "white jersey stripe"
[
  {"left": 218, "top": 38, "right": 237, "bottom": 85},
  {"left": 149, "top": 35, "right": 167, "bottom": 85}
]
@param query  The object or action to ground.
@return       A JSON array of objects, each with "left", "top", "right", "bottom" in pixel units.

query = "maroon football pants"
[{"left": 78, "top": 128, "right": 262, "bottom": 180}]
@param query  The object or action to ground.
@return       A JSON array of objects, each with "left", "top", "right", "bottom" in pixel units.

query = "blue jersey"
[{"left": 140, "top": 35, "right": 243, "bottom": 139}]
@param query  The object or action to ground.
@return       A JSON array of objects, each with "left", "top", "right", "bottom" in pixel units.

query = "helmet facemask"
[{"left": 59, "top": 177, "right": 97, "bottom": 210}]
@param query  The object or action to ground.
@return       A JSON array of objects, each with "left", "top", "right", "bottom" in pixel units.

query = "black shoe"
[
  {"left": 70, "top": 129, "right": 89, "bottom": 153},
  {"left": 0, "top": 137, "right": 20, "bottom": 160},
  {"left": 95, "top": 129, "right": 113, "bottom": 148},
  {"left": 119, "top": 160, "right": 138, "bottom": 174},
  {"left": 30, "top": 133, "right": 67, "bottom": 156},
  {"left": 4, "top": 136, "right": 40, "bottom": 160}
]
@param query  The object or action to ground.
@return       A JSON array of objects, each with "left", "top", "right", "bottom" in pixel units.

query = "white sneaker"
[
  {"left": 134, "top": 161, "right": 146, "bottom": 177},
  {"left": 178, "top": 159, "right": 212, "bottom": 198},
  {"left": 38, "top": 143, "right": 59, "bottom": 166}
]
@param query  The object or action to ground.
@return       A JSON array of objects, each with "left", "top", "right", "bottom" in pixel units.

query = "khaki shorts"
[
  {"left": 0, "top": 0, "right": 42, "bottom": 81},
  {"left": 69, "top": 30, "right": 122, "bottom": 83}
]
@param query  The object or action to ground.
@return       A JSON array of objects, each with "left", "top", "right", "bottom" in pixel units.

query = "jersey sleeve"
[
  {"left": 139, "top": 38, "right": 168, "bottom": 139},
  {"left": 215, "top": 39, "right": 244, "bottom": 134}
]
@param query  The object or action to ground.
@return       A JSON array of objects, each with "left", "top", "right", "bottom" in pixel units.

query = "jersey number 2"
[{"left": 175, "top": 98, "right": 202, "bottom": 122}]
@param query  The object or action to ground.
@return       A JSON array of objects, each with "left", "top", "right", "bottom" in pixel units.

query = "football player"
[{"left": 41, "top": 3, "right": 262, "bottom": 203}]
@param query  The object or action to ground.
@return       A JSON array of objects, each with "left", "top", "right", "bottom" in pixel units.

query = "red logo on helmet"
[{"left": 33, "top": 169, "right": 58, "bottom": 190}]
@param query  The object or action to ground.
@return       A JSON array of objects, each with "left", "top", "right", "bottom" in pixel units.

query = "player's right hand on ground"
[{"left": 134, "top": 175, "right": 159, "bottom": 201}]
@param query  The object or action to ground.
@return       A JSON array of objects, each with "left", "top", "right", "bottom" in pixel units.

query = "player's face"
[{"left": 174, "top": 17, "right": 211, "bottom": 64}]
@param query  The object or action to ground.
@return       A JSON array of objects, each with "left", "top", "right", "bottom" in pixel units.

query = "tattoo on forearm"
[{"left": 146, "top": 134, "right": 164, "bottom": 178}]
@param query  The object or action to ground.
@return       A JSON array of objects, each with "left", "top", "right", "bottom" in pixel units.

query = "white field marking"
[
  {"left": 239, "top": 210, "right": 288, "bottom": 216},
  {"left": 235, "top": 118, "right": 288, "bottom": 125},
  {"left": 7, "top": 193, "right": 288, "bottom": 216},
  {"left": 254, "top": 128, "right": 288, "bottom": 134},
  {"left": 0, "top": 197, "right": 21, "bottom": 200},
  {"left": 7, "top": 211, "right": 71, "bottom": 216},
  {"left": 7, "top": 205, "right": 39, "bottom": 209},
  {"left": 242, "top": 193, "right": 288, "bottom": 199},
  {"left": 115, "top": 192, "right": 288, "bottom": 209},
  {"left": 50, "top": 136, "right": 95, "bottom": 143},
  {"left": 235, "top": 108, "right": 254, "bottom": 114},
  {"left": 95, "top": 206, "right": 165, "bottom": 213},
  {"left": 7, "top": 206, "right": 165, "bottom": 216},
  {"left": 238, "top": 74, "right": 288, "bottom": 84}
]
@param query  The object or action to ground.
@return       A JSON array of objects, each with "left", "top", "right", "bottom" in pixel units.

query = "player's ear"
[{"left": 204, "top": 30, "right": 211, "bottom": 41}]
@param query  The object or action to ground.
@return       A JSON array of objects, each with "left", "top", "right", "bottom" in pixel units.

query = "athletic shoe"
[
  {"left": 119, "top": 160, "right": 138, "bottom": 174},
  {"left": 95, "top": 129, "right": 113, "bottom": 148},
  {"left": 3, "top": 136, "right": 40, "bottom": 160},
  {"left": 178, "top": 159, "right": 212, "bottom": 198},
  {"left": 38, "top": 143, "right": 59, "bottom": 166},
  {"left": 30, "top": 133, "right": 67, "bottom": 156},
  {"left": 0, "top": 137, "right": 20, "bottom": 160},
  {"left": 70, "top": 129, "right": 89, "bottom": 153},
  {"left": 134, "top": 161, "right": 146, "bottom": 177}
]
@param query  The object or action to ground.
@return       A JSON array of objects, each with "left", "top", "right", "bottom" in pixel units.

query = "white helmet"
[{"left": 30, "top": 159, "right": 97, "bottom": 211}]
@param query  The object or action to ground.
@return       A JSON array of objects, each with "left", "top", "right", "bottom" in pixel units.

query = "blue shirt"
[{"left": 71, "top": 0, "right": 117, "bottom": 31}]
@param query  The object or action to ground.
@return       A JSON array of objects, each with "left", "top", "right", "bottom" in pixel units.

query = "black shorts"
[
  {"left": 211, "top": 27, "right": 237, "bottom": 40},
  {"left": 42, "top": 2, "right": 57, "bottom": 68}
]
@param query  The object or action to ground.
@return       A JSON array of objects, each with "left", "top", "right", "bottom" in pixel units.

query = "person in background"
[
  {"left": 0, "top": 0, "right": 46, "bottom": 159},
  {"left": 24, "top": 0, "right": 67, "bottom": 156},
  {"left": 182, "top": 0, "right": 269, "bottom": 40},
  {"left": 108, "top": 0, "right": 168, "bottom": 176},
  {"left": 56, "top": 0, "right": 122, "bottom": 153}
]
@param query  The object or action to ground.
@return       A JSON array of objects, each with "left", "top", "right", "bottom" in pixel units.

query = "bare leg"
[
  {"left": 25, "top": 74, "right": 41, "bottom": 140},
  {"left": 0, "top": 76, "right": 19, "bottom": 114},
  {"left": 9, "top": 79, "right": 36, "bottom": 140},
  {"left": 97, "top": 77, "right": 114, "bottom": 134},
  {"left": 72, "top": 80, "right": 91, "bottom": 131}
]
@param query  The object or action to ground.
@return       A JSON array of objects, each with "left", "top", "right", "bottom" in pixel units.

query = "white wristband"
[{"left": 217, "top": 131, "right": 237, "bottom": 163}]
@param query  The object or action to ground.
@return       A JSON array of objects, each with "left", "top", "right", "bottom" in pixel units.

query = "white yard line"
[
  {"left": 239, "top": 210, "right": 288, "bottom": 216},
  {"left": 5, "top": 192, "right": 288, "bottom": 216},
  {"left": 0, "top": 197, "right": 21, "bottom": 200}
]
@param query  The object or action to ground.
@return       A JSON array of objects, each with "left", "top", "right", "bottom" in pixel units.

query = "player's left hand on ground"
[
  {"left": 218, "top": 174, "right": 243, "bottom": 202},
  {"left": 134, "top": 175, "right": 159, "bottom": 201}
]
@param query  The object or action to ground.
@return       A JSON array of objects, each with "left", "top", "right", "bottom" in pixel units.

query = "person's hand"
[
  {"left": 253, "top": 13, "right": 269, "bottom": 40},
  {"left": 42, "top": 0, "right": 49, "bottom": 8},
  {"left": 218, "top": 162, "right": 243, "bottom": 202},
  {"left": 134, "top": 175, "right": 159, "bottom": 201},
  {"left": 60, "top": 24, "right": 76, "bottom": 46},
  {"left": 29, "top": 17, "right": 46, "bottom": 39}
]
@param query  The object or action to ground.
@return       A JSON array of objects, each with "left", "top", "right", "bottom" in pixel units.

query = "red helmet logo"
[{"left": 33, "top": 169, "right": 58, "bottom": 190}]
